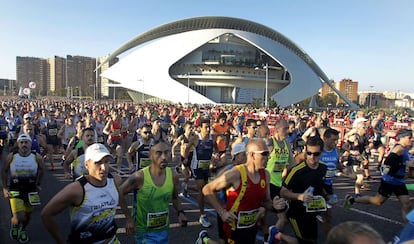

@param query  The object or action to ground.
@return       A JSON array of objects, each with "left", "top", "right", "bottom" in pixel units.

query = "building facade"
[{"left": 100, "top": 16, "right": 358, "bottom": 108}]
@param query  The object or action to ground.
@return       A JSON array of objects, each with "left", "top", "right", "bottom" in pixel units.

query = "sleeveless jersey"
[
  {"left": 373, "top": 118, "right": 384, "bottom": 142},
  {"left": 31, "top": 135, "right": 41, "bottom": 154},
  {"left": 46, "top": 120, "right": 58, "bottom": 138},
  {"left": 267, "top": 138, "right": 290, "bottom": 187},
  {"left": 225, "top": 167, "right": 266, "bottom": 230},
  {"left": 0, "top": 118, "right": 7, "bottom": 137},
  {"left": 134, "top": 139, "right": 154, "bottom": 170},
  {"left": 109, "top": 120, "right": 122, "bottom": 141},
  {"left": 69, "top": 175, "right": 118, "bottom": 244},
  {"left": 320, "top": 148, "right": 339, "bottom": 185},
  {"left": 382, "top": 144, "right": 409, "bottom": 185},
  {"left": 63, "top": 125, "right": 77, "bottom": 145},
  {"left": 9, "top": 153, "right": 38, "bottom": 193},
  {"left": 191, "top": 135, "right": 213, "bottom": 170},
  {"left": 134, "top": 167, "right": 173, "bottom": 232}
]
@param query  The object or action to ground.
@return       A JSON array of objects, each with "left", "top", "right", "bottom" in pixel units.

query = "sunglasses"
[
  {"left": 249, "top": 126, "right": 258, "bottom": 129},
  {"left": 250, "top": 150, "right": 270, "bottom": 156},
  {"left": 142, "top": 131, "right": 152, "bottom": 134},
  {"left": 306, "top": 151, "right": 322, "bottom": 157}
]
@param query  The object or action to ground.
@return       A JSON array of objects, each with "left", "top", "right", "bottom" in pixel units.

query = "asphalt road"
[{"left": 1, "top": 156, "right": 413, "bottom": 244}]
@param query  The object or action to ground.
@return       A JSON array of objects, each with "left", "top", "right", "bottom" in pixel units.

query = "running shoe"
[
  {"left": 175, "top": 165, "right": 181, "bottom": 174},
  {"left": 195, "top": 230, "right": 209, "bottom": 244},
  {"left": 267, "top": 226, "right": 281, "bottom": 244},
  {"left": 10, "top": 223, "right": 19, "bottom": 240},
  {"left": 344, "top": 194, "right": 354, "bottom": 210},
  {"left": 199, "top": 215, "right": 212, "bottom": 228},
  {"left": 18, "top": 229, "right": 29, "bottom": 243}
]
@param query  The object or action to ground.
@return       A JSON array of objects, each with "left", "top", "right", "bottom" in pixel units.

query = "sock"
[{"left": 203, "top": 237, "right": 210, "bottom": 244}]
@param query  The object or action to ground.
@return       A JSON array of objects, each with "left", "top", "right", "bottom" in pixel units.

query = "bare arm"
[
  {"left": 63, "top": 150, "right": 76, "bottom": 177},
  {"left": 127, "top": 141, "right": 140, "bottom": 166},
  {"left": 202, "top": 168, "right": 239, "bottom": 222},
  {"left": 103, "top": 120, "right": 111, "bottom": 135},
  {"left": 35, "top": 153, "right": 44, "bottom": 187},
  {"left": 41, "top": 182, "right": 83, "bottom": 244},
  {"left": 2, "top": 153, "right": 13, "bottom": 197}
]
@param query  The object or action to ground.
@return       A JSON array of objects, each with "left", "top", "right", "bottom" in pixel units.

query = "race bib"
[
  {"left": 112, "top": 129, "right": 120, "bottom": 136},
  {"left": 48, "top": 128, "right": 58, "bottom": 136},
  {"left": 237, "top": 208, "right": 259, "bottom": 229},
  {"left": 28, "top": 192, "right": 41, "bottom": 206},
  {"left": 305, "top": 195, "right": 327, "bottom": 212},
  {"left": 97, "top": 136, "right": 104, "bottom": 143},
  {"left": 273, "top": 161, "right": 286, "bottom": 172},
  {"left": 325, "top": 169, "right": 336, "bottom": 179},
  {"left": 198, "top": 160, "right": 210, "bottom": 169},
  {"left": 147, "top": 211, "right": 168, "bottom": 229}
]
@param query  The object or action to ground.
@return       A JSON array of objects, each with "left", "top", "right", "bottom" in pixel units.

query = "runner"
[
  {"left": 2, "top": 134, "right": 44, "bottom": 243},
  {"left": 127, "top": 124, "right": 155, "bottom": 171},
  {"left": 119, "top": 140, "right": 188, "bottom": 243},
  {"left": 41, "top": 143, "right": 130, "bottom": 244},
  {"left": 345, "top": 129, "right": 413, "bottom": 223}
]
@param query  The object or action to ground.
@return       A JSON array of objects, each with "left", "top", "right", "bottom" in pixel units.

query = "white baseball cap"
[
  {"left": 231, "top": 142, "right": 246, "bottom": 159},
  {"left": 85, "top": 143, "right": 112, "bottom": 162},
  {"left": 17, "top": 134, "right": 32, "bottom": 143},
  {"left": 23, "top": 113, "right": 32, "bottom": 119}
]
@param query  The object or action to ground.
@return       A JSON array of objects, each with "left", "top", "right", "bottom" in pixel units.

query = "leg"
[{"left": 115, "top": 144, "right": 123, "bottom": 170}]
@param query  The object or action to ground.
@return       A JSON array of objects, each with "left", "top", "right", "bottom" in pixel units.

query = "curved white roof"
[{"left": 101, "top": 16, "right": 358, "bottom": 108}]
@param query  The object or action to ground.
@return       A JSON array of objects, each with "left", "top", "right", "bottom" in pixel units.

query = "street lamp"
[
  {"left": 186, "top": 72, "right": 190, "bottom": 105},
  {"left": 255, "top": 63, "right": 270, "bottom": 108},
  {"left": 137, "top": 79, "right": 144, "bottom": 102},
  {"left": 4, "top": 85, "right": 8, "bottom": 96},
  {"left": 369, "top": 85, "right": 374, "bottom": 107}
]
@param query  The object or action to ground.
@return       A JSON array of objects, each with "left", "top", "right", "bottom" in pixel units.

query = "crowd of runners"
[{"left": 1, "top": 97, "right": 414, "bottom": 244}]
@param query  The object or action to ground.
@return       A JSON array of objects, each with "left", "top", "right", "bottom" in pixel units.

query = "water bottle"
[
  {"left": 327, "top": 193, "right": 337, "bottom": 208},
  {"left": 303, "top": 186, "right": 314, "bottom": 206}
]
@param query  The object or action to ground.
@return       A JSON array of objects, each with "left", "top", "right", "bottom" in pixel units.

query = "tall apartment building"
[
  {"left": 97, "top": 55, "right": 118, "bottom": 98},
  {"left": 16, "top": 56, "right": 47, "bottom": 96},
  {"left": 48, "top": 56, "right": 66, "bottom": 95},
  {"left": 320, "top": 78, "right": 358, "bottom": 105},
  {"left": 66, "top": 55, "right": 96, "bottom": 98}
]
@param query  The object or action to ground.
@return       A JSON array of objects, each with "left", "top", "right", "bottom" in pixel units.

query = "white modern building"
[{"left": 101, "top": 16, "right": 357, "bottom": 108}]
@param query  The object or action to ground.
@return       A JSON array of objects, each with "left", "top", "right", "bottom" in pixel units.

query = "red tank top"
[
  {"left": 110, "top": 119, "right": 122, "bottom": 141},
  {"left": 226, "top": 168, "right": 266, "bottom": 212}
]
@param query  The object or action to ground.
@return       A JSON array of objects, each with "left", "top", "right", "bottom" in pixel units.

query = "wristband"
[{"left": 177, "top": 210, "right": 185, "bottom": 216}]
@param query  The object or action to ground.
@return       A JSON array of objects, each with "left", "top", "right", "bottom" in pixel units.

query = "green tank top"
[
  {"left": 134, "top": 167, "right": 173, "bottom": 232},
  {"left": 266, "top": 138, "right": 290, "bottom": 187}
]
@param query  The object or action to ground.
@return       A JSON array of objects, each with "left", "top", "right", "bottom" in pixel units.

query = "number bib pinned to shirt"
[
  {"left": 305, "top": 195, "right": 327, "bottom": 212},
  {"left": 237, "top": 208, "right": 259, "bottom": 229},
  {"left": 147, "top": 211, "right": 168, "bottom": 229}
]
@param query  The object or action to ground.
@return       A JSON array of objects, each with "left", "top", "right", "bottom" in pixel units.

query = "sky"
[{"left": 1, "top": 0, "right": 413, "bottom": 92}]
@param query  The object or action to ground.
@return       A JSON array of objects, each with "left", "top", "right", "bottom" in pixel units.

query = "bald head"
[{"left": 246, "top": 138, "right": 267, "bottom": 153}]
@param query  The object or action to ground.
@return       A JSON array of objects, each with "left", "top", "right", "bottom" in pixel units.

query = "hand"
[
  {"left": 273, "top": 196, "right": 287, "bottom": 212},
  {"left": 64, "top": 172, "right": 72, "bottom": 179},
  {"left": 219, "top": 209, "right": 238, "bottom": 224},
  {"left": 125, "top": 218, "right": 136, "bottom": 235},
  {"left": 301, "top": 192, "right": 313, "bottom": 203},
  {"left": 3, "top": 188, "right": 10, "bottom": 198}
]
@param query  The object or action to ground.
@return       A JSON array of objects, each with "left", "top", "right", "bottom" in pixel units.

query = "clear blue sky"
[{"left": 1, "top": 0, "right": 413, "bottom": 92}]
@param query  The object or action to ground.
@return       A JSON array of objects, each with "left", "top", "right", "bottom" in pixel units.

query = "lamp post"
[
  {"left": 187, "top": 72, "right": 190, "bottom": 105},
  {"left": 255, "top": 63, "right": 269, "bottom": 108},
  {"left": 369, "top": 85, "right": 374, "bottom": 107},
  {"left": 137, "top": 79, "right": 144, "bottom": 102},
  {"left": 4, "top": 85, "right": 7, "bottom": 96}
]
